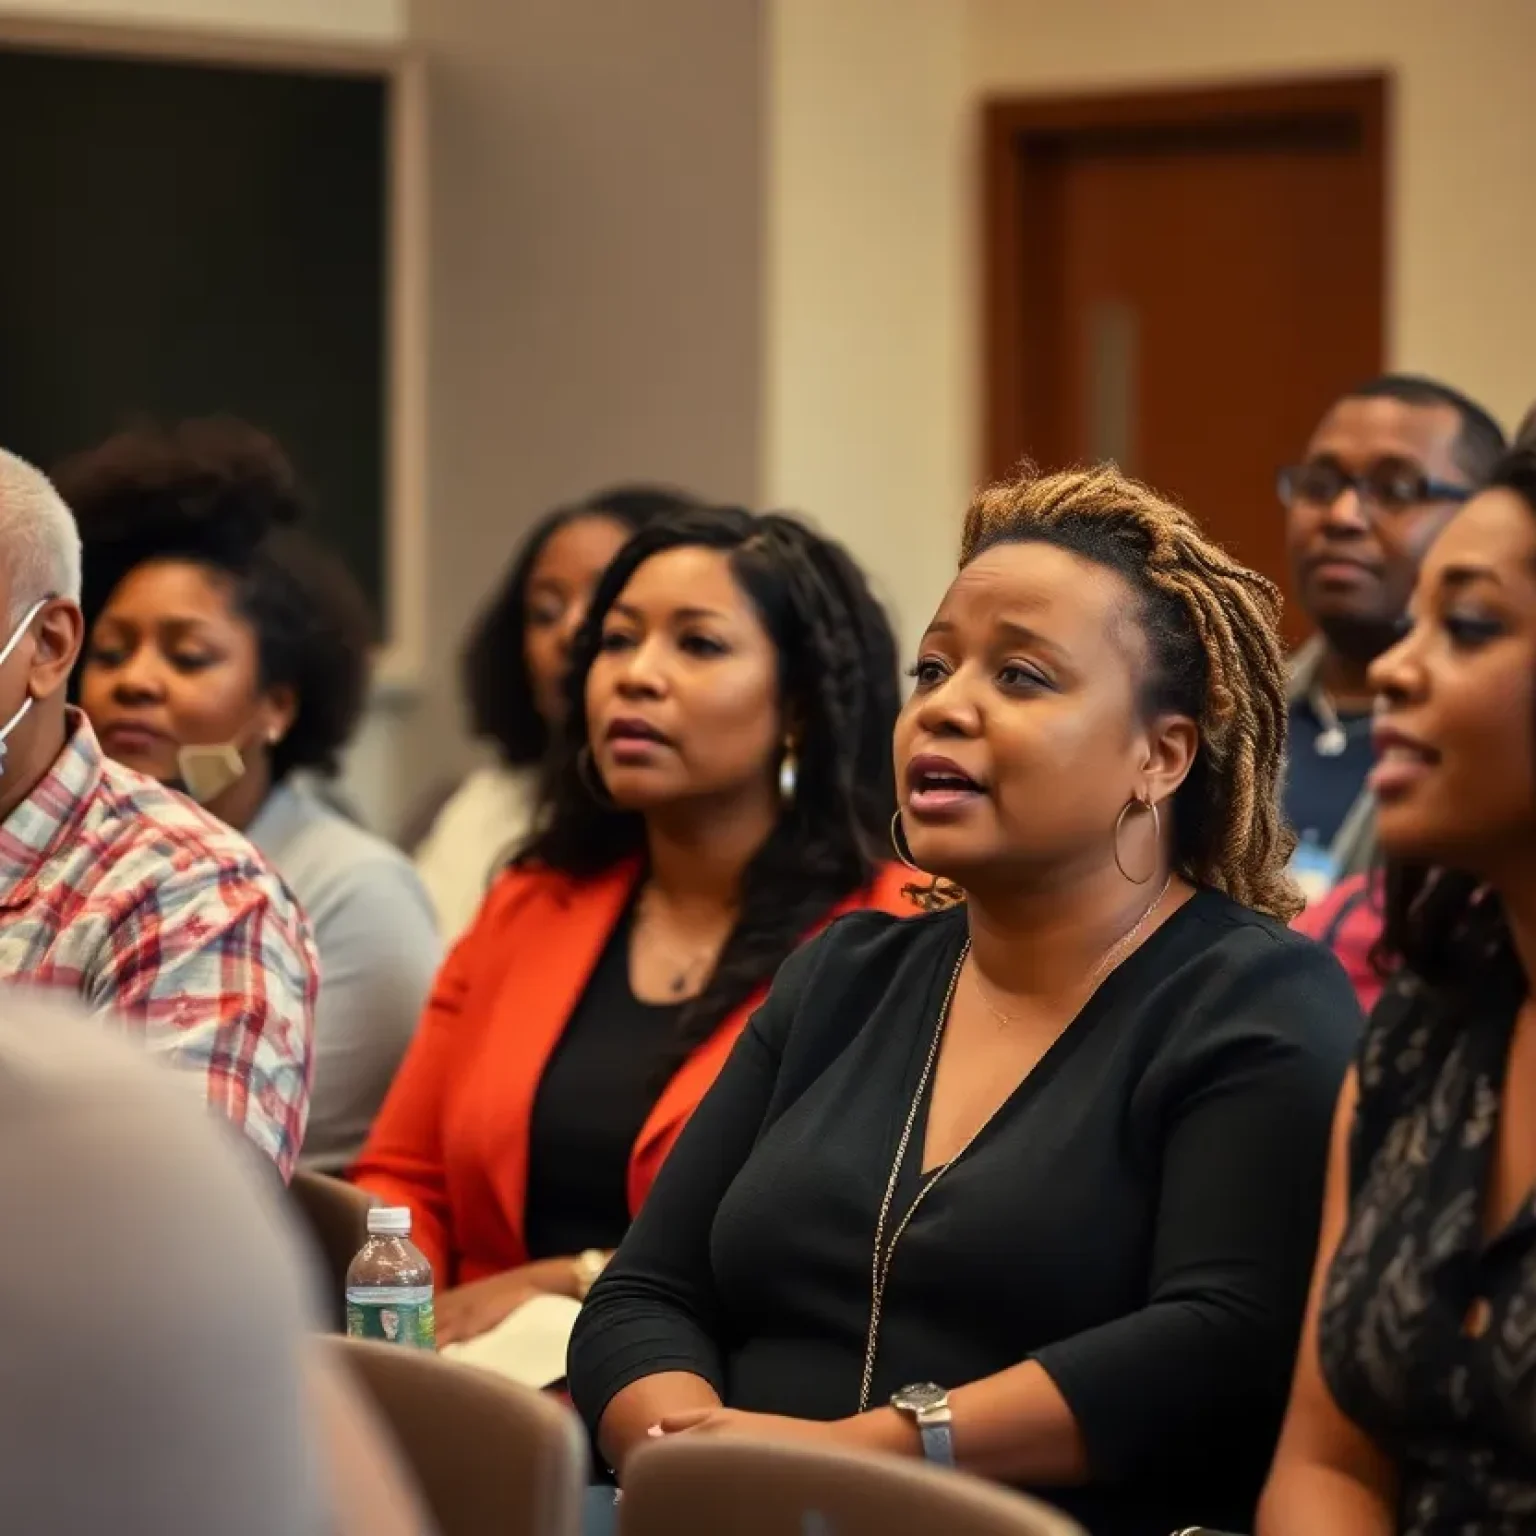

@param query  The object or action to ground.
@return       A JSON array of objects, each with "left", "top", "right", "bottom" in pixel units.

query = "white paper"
[{"left": 440, "top": 1293, "right": 583, "bottom": 1388}]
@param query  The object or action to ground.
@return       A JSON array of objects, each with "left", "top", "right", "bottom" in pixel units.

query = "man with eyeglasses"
[{"left": 1277, "top": 373, "right": 1506, "bottom": 900}]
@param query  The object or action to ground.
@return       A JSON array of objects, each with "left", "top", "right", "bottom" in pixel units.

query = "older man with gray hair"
[
  {"left": 0, "top": 991, "right": 431, "bottom": 1534},
  {"left": 0, "top": 446, "right": 317, "bottom": 1178}
]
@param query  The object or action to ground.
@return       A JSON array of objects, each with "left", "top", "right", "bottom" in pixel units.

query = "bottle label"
[{"left": 345, "top": 1285, "right": 436, "bottom": 1349}]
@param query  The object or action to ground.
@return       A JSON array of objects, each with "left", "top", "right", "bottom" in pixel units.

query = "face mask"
[
  {"left": 172, "top": 716, "right": 275, "bottom": 806},
  {"left": 0, "top": 599, "right": 47, "bottom": 777},
  {"left": 175, "top": 742, "right": 248, "bottom": 806}
]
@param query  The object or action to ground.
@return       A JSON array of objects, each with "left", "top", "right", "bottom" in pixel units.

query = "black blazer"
[{"left": 569, "top": 892, "right": 1361, "bottom": 1536}]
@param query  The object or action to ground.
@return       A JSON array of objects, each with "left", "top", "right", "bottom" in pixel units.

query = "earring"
[
  {"left": 890, "top": 808, "right": 925, "bottom": 873},
  {"left": 1112, "top": 795, "right": 1161, "bottom": 885},
  {"left": 778, "top": 748, "right": 797, "bottom": 806},
  {"left": 576, "top": 744, "right": 617, "bottom": 808}
]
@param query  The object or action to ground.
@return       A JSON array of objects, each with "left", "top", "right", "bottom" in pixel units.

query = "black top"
[
  {"left": 1283, "top": 695, "right": 1374, "bottom": 849},
  {"left": 569, "top": 893, "right": 1360, "bottom": 1536},
  {"left": 523, "top": 900, "right": 682, "bottom": 1260},
  {"left": 1321, "top": 977, "right": 1536, "bottom": 1536}
]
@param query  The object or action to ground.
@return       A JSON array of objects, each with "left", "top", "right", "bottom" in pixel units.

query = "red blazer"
[{"left": 352, "top": 857, "right": 918, "bottom": 1285}]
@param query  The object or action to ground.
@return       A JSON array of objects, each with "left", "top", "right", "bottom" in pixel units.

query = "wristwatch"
[{"left": 890, "top": 1382, "right": 954, "bottom": 1466}]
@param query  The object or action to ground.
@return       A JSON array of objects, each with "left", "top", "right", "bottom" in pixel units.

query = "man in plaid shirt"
[{"left": 0, "top": 449, "right": 316, "bottom": 1177}]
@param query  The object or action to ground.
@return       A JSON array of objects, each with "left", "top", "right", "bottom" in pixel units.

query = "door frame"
[{"left": 981, "top": 73, "right": 1389, "bottom": 481}]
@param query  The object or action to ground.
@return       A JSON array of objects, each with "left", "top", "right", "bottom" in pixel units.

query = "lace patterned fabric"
[{"left": 1320, "top": 980, "right": 1536, "bottom": 1534}]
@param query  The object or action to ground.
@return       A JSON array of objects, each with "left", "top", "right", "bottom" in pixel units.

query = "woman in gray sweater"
[{"left": 62, "top": 418, "right": 440, "bottom": 1171}]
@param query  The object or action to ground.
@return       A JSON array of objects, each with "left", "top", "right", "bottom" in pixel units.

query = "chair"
[
  {"left": 619, "top": 1437, "right": 1086, "bottom": 1536},
  {"left": 326, "top": 1336, "right": 587, "bottom": 1536},
  {"left": 287, "top": 1168, "right": 374, "bottom": 1329}
]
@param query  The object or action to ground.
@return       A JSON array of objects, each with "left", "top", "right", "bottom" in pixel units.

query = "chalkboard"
[{"left": 0, "top": 42, "right": 389, "bottom": 617}]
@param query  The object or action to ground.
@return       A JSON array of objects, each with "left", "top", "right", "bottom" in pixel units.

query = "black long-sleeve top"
[{"left": 568, "top": 894, "right": 1360, "bottom": 1536}]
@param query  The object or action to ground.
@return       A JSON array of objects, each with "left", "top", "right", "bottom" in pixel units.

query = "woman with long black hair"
[
  {"left": 355, "top": 506, "right": 915, "bottom": 1344},
  {"left": 1262, "top": 444, "right": 1536, "bottom": 1533},
  {"left": 412, "top": 485, "right": 697, "bottom": 941}
]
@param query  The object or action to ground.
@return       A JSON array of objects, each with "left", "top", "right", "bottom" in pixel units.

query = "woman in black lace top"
[{"left": 1261, "top": 445, "right": 1536, "bottom": 1536}]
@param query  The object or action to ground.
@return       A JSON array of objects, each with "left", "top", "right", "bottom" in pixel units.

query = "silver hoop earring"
[
  {"left": 778, "top": 749, "right": 797, "bottom": 806},
  {"left": 1112, "top": 796, "right": 1160, "bottom": 885},
  {"left": 890, "top": 808, "right": 925, "bottom": 873},
  {"left": 576, "top": 744, "right": 617, "bottom": 808}
]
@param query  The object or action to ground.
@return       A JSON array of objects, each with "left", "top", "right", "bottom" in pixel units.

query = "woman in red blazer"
[{"left": 355, "top": 507, "right": 916, "bottom": 1344}]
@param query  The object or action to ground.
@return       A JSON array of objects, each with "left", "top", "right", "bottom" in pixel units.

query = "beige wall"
[
  {"left": 765, "top": 0, "right": 973, "bottom": 652},
  {"left": 404, "top": 0, "right": 766, "bottom": 811},
  {"left": 766, "top": 0, "right": 1536, "bottom": 669}
]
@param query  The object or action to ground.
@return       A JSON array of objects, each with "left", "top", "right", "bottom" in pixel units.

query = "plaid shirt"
[{"left": 0, "top": 712, "right": 317, "bottom": 1177}]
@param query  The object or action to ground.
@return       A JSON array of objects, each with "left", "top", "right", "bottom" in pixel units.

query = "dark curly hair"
[
  {"left": 1378, "top": 444, "right": 1536, "bottom": 1001},
  {"left": 56, "top": 418, "right": 374, "bottom": 783},
  {"left": 462, "top": 486, "right": 702, "bottom": 767},
  {"left": 520, "top": 505, "right": 901, "bottom": 1059},
  {"left": 960, "top": 463, "right": 1301, "bottom": 919}
]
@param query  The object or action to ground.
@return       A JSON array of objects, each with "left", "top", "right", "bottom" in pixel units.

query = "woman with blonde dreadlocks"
[{"left": 569, "top": 466, "right": 1362, "bottom": 1536}]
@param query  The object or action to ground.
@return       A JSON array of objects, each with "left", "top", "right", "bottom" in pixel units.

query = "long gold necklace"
[{"left": 856, "top": 878, "right": 1174, "bottom": 1413}]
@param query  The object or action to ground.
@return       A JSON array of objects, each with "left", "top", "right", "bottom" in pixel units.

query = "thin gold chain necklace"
[
  {"left": 634, "top": 885, "right": 731, "bottom": 997},
  {"left": 856, "top": 878, "right": 1174, "bottom": 1413},
  {"left": 968, "top": 874, "right": 1173, "bottom": 1028}
]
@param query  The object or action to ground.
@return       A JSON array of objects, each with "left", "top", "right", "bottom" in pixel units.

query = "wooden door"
[{"left": 983, "top": 77, "right": 1387, "bottom": 643}]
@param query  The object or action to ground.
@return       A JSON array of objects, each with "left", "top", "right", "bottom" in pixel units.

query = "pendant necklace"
[
  {"left": 636, "top": 887, "right": 724, "bottom": 997},
  {"left": 1310, "top": 684, "right": 1349, "bottom": 759}
]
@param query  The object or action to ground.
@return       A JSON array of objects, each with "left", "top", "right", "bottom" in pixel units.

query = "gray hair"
[{"left": 0, "top": 448, "right": 83, "bottom": 625}]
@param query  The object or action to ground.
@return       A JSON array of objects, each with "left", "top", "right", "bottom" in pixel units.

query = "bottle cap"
[{"left": 366, "top": 1205, "right": 411, "bottom": 1237}]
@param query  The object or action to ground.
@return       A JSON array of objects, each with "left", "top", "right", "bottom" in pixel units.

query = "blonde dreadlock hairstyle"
[{"left": 960, "top": 463, "right": 1302, "bottom": 921}]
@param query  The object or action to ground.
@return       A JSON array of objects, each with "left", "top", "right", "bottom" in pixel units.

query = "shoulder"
[
  {"left": 90, "top": 760, "right": 300, "bottom": 919},
  {"left": 834, "top": 861, "right": 929, "bottom": 919},
  {"left": 421, "top": 765, "right": 537, "bottom": 851},
  {"left": 1343, "top": 973, "right": 1483, "bottom": 1195},
  {"left": 459, "top": 856, "right": 637, "bottom": 938},
  {"left": 1139, "top": 889, "right": 1364, "bottom": 1078},
  {"left": 751, "top": 902, "right": 963, "bottom": 1043},
  {"left": 1172, "top": 888, "right": 1358, "bottom": 995},
  {"left": 80, "top": 766, "right": 314, "bottom": 992},
  {"left": 1355, "top": 973, "right": 1453, "bottom": 1116},
  {"left": 797, "top": 896, "right": 957, "bottom": 971},
  {"left": 259, "top": 789, "right": 435, "bottom": 929}
]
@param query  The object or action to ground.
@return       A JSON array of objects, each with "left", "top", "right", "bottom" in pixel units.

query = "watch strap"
[{"left": 916, "top": 1418, "right": 954, "bottom": 1467}]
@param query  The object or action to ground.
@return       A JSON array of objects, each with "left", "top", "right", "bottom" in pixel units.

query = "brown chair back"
[
  {"left": 620, "top": 1437, "right": 1085, "bottom": 1536},
  {"left": 288, "top": 1169, "right": 374, "bottom": 1328},
  {"left": 326, "top": 1337, "right": 586, "bottom": 1536}
]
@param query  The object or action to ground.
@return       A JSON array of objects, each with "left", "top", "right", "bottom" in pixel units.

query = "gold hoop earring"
[
  {"left": 890, "top": 808, "right": 925, "bottom": 873},
  {"left": 1113, "top": 796, "right": 1160, "bottom": 885},
  {"left": 576, "top": 744, "right": 617, "bottom": 808}
]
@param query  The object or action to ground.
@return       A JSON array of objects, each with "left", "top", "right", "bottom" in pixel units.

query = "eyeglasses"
[{"left": 1276, "top": 462, "right": 1473, "bottom": 515}]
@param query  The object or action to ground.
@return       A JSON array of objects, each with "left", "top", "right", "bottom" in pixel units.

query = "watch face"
[{"left": 892, "top": 1381, "right": 947, "bottom": 1413}]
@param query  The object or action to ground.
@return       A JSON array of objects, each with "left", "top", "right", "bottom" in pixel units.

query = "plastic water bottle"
[{"left": 345, "top": 1206, "right": 435, "bottom": 1348}]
